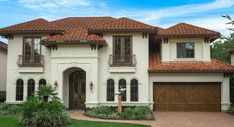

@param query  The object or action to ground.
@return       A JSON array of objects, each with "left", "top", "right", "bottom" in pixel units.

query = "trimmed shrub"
[
  {"left": 0, "top": 103, "right": 21, "bottom": 115},
  {"left": 0, "top": 91, "right": 6, "bottom": 102}
]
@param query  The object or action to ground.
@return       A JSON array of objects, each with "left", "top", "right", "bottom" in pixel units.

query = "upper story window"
[
  {"left": 112, "top": 36, "right": 133, "bottom": 66},
  {"left": 177, "top": 42, "right": 195, "bottom": 58},
  {"left": 22, "top": 37, "right": 42, "bottom": 66}
]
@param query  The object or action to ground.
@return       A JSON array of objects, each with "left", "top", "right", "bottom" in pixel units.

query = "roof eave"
[
  {"left": 88, "top": 29, "right": 156, "bottom": 33},
  {"left": 155, "top": 34, "right": 221, "bottom": 39},
  {"left": 41, "top": 40, "right": 107, "bottom": 46},
  {"left": 148, "top": 70, "right": 234, "bottom": 73},
  {"left": 0, "top": 30, "right": 64, "bottom": 35}
]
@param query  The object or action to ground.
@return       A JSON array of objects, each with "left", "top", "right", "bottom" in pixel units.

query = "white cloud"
[
  {"left": 121, "top": 0, "right": 234, "bottom": 24},
  {"left": 18, "top": 0, "right": 90, "bottom": 10}
]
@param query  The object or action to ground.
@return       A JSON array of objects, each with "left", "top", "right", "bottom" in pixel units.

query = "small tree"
[
  {"left": 20, "top": 84, "right": 70, "bottom": 127},
  {"left": 36, "top": 85, "right": 59, "bottom": 102}
]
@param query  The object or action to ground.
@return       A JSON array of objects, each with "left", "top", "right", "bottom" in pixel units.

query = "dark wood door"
[
  {"left": 153, "top": 82, "right": 221, "bottom": 112},
  {"left": 69, "top": 70, "right": 86, "bottom": 109}
]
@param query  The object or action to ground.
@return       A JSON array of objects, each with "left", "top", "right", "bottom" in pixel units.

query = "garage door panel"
[{"left": 153, "top": 82, "right": 221, "bottom": 112}]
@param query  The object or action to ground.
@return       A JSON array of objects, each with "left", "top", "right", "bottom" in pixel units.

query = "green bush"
[
  {"left": 85, "top": 106, "right": 154, "bottom": 120},
  {"left": 227, "top": 105, "right": 234, "bottom": 115},
  {"left": 0, "top": 91, "right": 6, "bottom": 102},
  {"left": 20, "top": 85, "right": 70, "bottom": 127},
  {"left": 0, "top": 103, "right": 21, "bottom": 115}
]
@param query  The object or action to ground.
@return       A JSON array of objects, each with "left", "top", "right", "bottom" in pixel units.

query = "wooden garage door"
[{"left": 153, "top": 82, "right": 221, "bottom": 112}]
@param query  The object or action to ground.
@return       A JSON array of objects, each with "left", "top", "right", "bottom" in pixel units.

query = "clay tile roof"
[
  {"left": 0, "top": 41, "right": 7, "bottom": 52},
  {"left": 41, "top": 29, "right": 106, "bottom": 46},
  {"left": 0, "top": 18, "right": 64, "bottom": 34},
  {"left": 88, "top": 17, "right": 156, "bottom": 33},
  {"left": 157, "top": 23, "right": 220, "bottom": 38},
  {"left": 51, "top": 17, "right": 116, "bottom": 31},
  {"left": 149, "top": 58, "right": 234, "bottom": 73}
]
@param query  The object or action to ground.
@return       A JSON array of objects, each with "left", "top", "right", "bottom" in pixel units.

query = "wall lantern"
[
  {"left": 54, "top": 81, "right": 58, "bottom": 90},
  {"left": 89, "top": 81, "right": 93, "bottom": 91}
]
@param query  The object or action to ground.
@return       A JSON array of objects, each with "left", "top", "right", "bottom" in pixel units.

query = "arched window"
[
  {"left": 130, "top": 79, "right": 138, "bottom": 101},
  {"left": 16, "top": 79, "right": 24, "bottom": 101},
  {"left": 39, "top": 79, "right": 46, "bottom": 87},
  {"left": 119, "top": 79, "right": 126, "bottom": 101},
  {"left": 107, "top": 79, "right": 115, "bottom": 101},
  {"left": 27, "top": 79, "right": 35, "bottom": 97}
]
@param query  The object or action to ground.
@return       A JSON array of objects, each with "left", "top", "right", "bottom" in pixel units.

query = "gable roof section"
[
  {"left": 0, "top": 19, "right": 64, "bottom": 34},
  {"left": 0, "top": 41, "right": 7, "bottom": 52},
  {"left": 157, "top": 23, "right": 220, "bottom": 38},
  {"left": 51, "top": 17, "right": 116, "bottom": 31},
  {"left": 88, "top": 17, "right": 156, "bottom": 33},
  {"left": 41, "top": 29, "right": 106, "bottom": 46}
]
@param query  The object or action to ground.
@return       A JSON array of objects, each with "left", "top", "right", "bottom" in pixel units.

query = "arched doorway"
[{"left": 69, "top": 69, "right": 86, "bottom": 109}]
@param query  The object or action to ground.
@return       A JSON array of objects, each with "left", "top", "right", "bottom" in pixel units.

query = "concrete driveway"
[{"left": 69, "top": 111, "right": 234, "bottom": 127}]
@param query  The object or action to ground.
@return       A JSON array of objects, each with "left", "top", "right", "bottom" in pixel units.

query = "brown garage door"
[{"left": 153, "top": 82, "right": 221, "bottom": 112}]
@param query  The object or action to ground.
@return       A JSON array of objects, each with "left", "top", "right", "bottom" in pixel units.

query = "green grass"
[{"left": 0, "top": 115, "right": 149, "bottom": 127}]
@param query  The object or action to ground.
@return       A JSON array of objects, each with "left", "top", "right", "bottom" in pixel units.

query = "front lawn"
[{"left": 0, "top": 115, "right": 149, "bottom": 127}]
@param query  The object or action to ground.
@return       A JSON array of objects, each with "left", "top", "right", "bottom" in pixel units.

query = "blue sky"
[{"left": 0, "top": 0, "right": 234, "bottom": 42}]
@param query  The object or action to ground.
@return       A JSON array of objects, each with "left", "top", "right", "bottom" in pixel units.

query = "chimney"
[{"left": 227, "top": 49, "right": 234, "bottom": 65}]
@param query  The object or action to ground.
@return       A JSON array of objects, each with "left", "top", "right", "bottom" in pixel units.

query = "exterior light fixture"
[
  {"left": 89, "top": 81, "right": 93, "bottom": 91},
  {"left": 54, "top": 81, "right": 58, "bottom": 90}
]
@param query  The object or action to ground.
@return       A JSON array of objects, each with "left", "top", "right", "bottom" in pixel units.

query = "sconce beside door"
[{"left": 89, "top": 81, "right": 93, "bottom": 91}]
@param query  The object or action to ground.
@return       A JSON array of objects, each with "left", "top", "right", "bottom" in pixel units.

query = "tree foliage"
[{"left": 211, "top": 15, "right": 234, "bottom": 63}]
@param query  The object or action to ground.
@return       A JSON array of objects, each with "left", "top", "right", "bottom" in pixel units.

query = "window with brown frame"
[
  {"left": 23, "top": 37, "right": 42, "bottom": 66},
  {"left": 106, "top": 79, "right": 115, "bottom": 101},
  {"left": 119, "top": 79, "right": 126, "bottom": 101},
  {"left": 27, "top": 79, "right": 35, "bottom": 97},
  {"left": 113, "top": 36, "right": 132, "bottom": 66},
  {"left": 16, "top": 79, "right": 24, "bottom": 101},
  {"left": 39, "top": 79, "right": 47, "bottom": 87},
  {"left": 130, "top": 79, "right": 138, "bottom": 101},
  {"left": 177, "top": 42, "right": 195, "bottom": 58}
]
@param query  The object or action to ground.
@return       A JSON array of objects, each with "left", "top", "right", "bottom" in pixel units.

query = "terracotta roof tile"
[
  {"left": 0, "top": 18, "right": 63, "bottom": 34},
  {"left": 149, "top": 59, "right": 234, "bottom": 73},
  {"left": 51, "top": 17, "right": 116, "bottom": 31},
  {"left": 41, "top": 29, "right": 106, "bottom": 45},
  {"left": 88, "top": 17, "right": 156, "bottom": 32},
  {"left": 0, "top": 41, "right": 7, "bottom": 52},
  {"left": 157, "top": 23, "right": 220, "bottom": 37}
]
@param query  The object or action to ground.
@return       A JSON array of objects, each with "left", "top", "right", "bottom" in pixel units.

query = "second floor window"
[
  {"left": 177, "top": 42, "right": 195, "bottom": 58},
  {"left": 113, "top": 36, "right": 132, "bottom": 66},
  {"left": 23, "top": 37, "right": 41, "bottom": 66}
]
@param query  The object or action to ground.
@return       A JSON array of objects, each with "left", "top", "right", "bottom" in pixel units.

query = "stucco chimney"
[{"left": 227, "top": 49, "right": 234, "bottom": 65}]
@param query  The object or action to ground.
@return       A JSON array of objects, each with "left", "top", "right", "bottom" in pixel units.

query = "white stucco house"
[
  {"left": 0, "top": 17, "right": 233, "bottom": 111},
  {"left": 0, "top": 41, "right": 7, "bottom": 95}
]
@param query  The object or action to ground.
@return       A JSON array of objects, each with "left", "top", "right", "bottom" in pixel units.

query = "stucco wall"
[
  {"left": 0, "top": 50, "right": 7, "bottom": 91},
  {"left": 6, "top": 34, "right": 51, "bottom": 103},
  {"left": 98, "top": 32, "right": 149, "bottom": 106},
  {"left": 161, "top": 38, "right": 211, "bottom": 62}
]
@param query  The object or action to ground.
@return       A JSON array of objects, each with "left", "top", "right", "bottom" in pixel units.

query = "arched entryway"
[
  {"left": 69, "top": 69, "right": 86, "bottom": 109},
  {"left": 63, "top": 67, "right": 86, "bottom": 110}
]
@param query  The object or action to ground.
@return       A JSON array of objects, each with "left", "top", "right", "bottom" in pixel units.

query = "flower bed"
[{"left": 84, "top": 106, "right": 155, "bottom": 120}]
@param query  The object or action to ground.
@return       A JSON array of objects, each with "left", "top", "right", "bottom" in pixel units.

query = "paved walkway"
[{"left": 68, "top": 110, "right": 234, "bottom": 127}]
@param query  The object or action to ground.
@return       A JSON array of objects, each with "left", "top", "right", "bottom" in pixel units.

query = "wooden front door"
[
  {"left": 153, "top": 82, "right": 221, "bottom": 112},
  {"left": 69, "top": 70, "right": 86, "bottom": 109}
]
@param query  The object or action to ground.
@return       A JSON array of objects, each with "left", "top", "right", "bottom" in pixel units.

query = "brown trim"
[
  {"left": 112, "top": 35, "right": 133, "bottom": 66},
  {"left": 148, "top": 70, "right": 234, "bottom": 73},
  {"left": 22, "top": 36, "right": 42, "bottom": 67}
]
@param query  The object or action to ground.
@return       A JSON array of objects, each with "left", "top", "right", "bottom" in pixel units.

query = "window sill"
[
  {"left": 108, "top": 66, "right": 136, "bottom": 73},
  {"left": 18, "top": 66, "right": 44, "bottom": 73},
  {"left": 174, "top": 58, "right": 197, "bottom": 61}
]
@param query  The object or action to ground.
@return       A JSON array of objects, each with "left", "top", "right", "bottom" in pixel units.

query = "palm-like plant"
[{"left": 36, "top": 85, "right": 60, "bottom": 102}]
